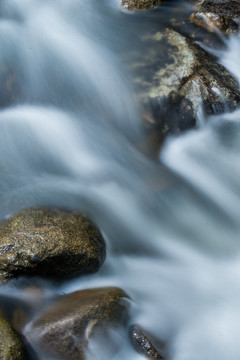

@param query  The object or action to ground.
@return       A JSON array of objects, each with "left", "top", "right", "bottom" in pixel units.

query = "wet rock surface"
[
  {"left": 190, "top": 0, "right": 240, "bottom": 35},
  {"left": 121, "top": 0, "right": 165, "bottom": 10},
  {"left": 26, "top": 287, "right": 129, "bottom": 360},
  {"left": 0, "top": 315, "right": 26, "bottom": 360},
  {"left": 131, "top": 28, "right": 240, "bottom": 133},
  {"left": 0, "top": 208, "right": 106, "bottom": 282},
  {"left": 129, "top": 324, "right": 166, "bottom": 359}
]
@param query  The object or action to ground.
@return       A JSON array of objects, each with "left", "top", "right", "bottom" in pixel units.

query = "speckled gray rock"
[
  {"left": 26, "top": 287, "right": 129, "bottom": 360},
  {"left": 121, "top": 0, "right": 164, "bottom": 10},
  {"left": 0, "top": 316, "right": 26, "bottom": 360},
  {"left": 190, "top": 0, "right": 240, "bottom": 35},
  {"left": 131, "top": 28, "right": 240, "bottom": 133},
  {"left": 129, "top": 324, "right": 166, "bottom": 359},
  {"left": 0, "top": 208, "right": 106, "bottom": 282}
]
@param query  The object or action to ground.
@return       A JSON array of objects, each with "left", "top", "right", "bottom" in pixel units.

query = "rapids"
[{"left": 0, "top": 0, "right": 240, "bottom": 359}]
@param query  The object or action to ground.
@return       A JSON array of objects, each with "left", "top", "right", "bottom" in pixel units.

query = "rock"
[
  {"left": 26, "top": 287, "right": 129, "bottom": 360},
  {"left": 131, "top": 28, "right": 240, "bottom": 133},
  {"left": 0, "top": 315, "right": 26, "bottom": 360},
  {"left": 190, "top": 0, "right": 240, "bottom": 35},
  {"left": 0, "top": 208, "right": 106, "bottom": 282},
  {"left": 129, "top": 324, "right": 166, "bottom": 359},
  {"left": 121, "top": 0, "right": 164, "bottom": 10}
]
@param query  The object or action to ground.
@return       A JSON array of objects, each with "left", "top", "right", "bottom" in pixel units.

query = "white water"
[{"left": 0, "top": 1, "right": 240, "bottom": 359}]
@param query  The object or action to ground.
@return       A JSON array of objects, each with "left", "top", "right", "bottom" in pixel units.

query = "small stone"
[
  {"left": 26, "top": 287, "right": 129, "bottom": 360},
  {"left": 0, "top": 208, "right": 106, "bottom": 282},
  {"left": 129, "top": 324, "right": 166, "bottom": 359},
  {"left": 0, "top": 315, "right": 26, "bottom": 360}
]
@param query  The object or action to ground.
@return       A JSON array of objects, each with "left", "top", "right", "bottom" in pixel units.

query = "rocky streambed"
[{"left": 0, "top": 0, "right": 239, "bottom": 359}]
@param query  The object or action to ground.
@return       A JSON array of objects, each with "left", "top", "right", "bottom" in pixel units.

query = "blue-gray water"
[{"left": 0, "top": 0, "right": 240, "bottom": 359}]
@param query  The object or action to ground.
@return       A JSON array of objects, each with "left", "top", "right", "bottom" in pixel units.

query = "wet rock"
[
  {"left": 132, "top": 28, "right": 240, "bottom": 133},
  {"left": 129, "top": 324, "right": 166, "bottom": 359},
  {"left": 26, "top": 287, "right": 129, "bottom": 360},
  {"left": 190, "top": 0, "right": 240, "bottom": 35},
  {"left": 121, "top": 0, "right": 164, "bottom": 10},
  {"left": 0, "top": 315, "right": 26, "bottom": 360},
  {"left": 0, "top": 208, "right": 105, "bottom": 282}
]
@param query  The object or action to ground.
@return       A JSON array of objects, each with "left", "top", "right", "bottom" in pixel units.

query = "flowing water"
[{"left": 0, "top": 0, "right": 240, "bottom": 359}]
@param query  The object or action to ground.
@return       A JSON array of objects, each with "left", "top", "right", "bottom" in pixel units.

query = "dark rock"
[
  {"left": 0, "top": 315, "right": 26, "bottom": 360},
  {"left": 0, "top": 208, "right": 106, "bottom": 282},
  {"left": 131, "top": 28, "right": 240, "bottom": 133},
  {"left": 121, "top": 0, "right": 165, "bottom": 10},
  {"left": 129, "top": 324, "right": 166, "bottom": 359},
  {"left": 190, "top": 0, "right": 240, "bottom": 35},
  {"left": 26, "top": 287, "right": 129, "bottom": 360}
]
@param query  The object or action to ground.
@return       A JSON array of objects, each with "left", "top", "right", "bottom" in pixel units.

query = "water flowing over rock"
[
  {"left": 0, "top": 208, "right": 106, "bottom": 282},
  {"left": 0, "top": 316, "right": 26, "bottom": 360},
  {"left": 25, "top": 287, "right": 129, "bottom": 360},
  {"left": 132, "top": 28, "right": 240, "bottom": 133},
  {"left": 121, "top": 0, "right": 165, "bottom": 10},
  {"left": 190, "top": 0, "right": 240, "bottom": 35}
]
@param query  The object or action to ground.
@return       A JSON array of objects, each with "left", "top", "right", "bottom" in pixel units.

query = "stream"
[{"left": 0, "top": 0, "right": 240, "bottom": 359}]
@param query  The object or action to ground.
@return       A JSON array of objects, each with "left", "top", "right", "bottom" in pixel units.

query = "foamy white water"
[{"left": 0, "top": 1, "right": 239, "bottom": 360}]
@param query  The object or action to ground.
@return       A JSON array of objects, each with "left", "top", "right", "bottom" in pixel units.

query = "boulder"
[
  {"left": 131, "top": 28, "right": 240, "bottom": 133},
  {"left": 0, "top": 315, "right": 26, "bottom": 360},
  {"left": 0, "top": 208, "right": 105, "bottom": 282},
  {"left": 26, "top": 287, "right": 129, "bottom": 360},
  {"left": 190, "top": 0, "right": 240, "bottom": 35},
  {"left": 121, "top": 0, "right": 164, "bottom": 10}
]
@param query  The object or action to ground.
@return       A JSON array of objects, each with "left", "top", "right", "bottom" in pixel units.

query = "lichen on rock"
[{"left": 131, "top": 28, "right": 240, "bottom": 133}]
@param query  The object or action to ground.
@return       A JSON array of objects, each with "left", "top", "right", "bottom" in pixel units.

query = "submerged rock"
[
  {"left": 132, "top": 28, "right": 240, "bottom": 133},
  {"left": 0, "top": 208, "right": 105, "bottom": 282},
  {"left": 190, "top": 0, "right": 240, "bottom": 35},
  {"left": 26, "top": 287, "right": 129, "bottom": 360},
  {"left": 121, "top": 0, "right": 164, "bottom": 10},
  {"left": 129, "top": 324, "right": 166, "bottom": 359},
  {"left": 0, "top": 316, "right": 26, "bottom": 360}
]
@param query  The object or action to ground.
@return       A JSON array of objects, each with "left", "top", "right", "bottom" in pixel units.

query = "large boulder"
[
  {"left": 0, "top": 316, "right": 26, "bottom": 360},
  {"left": 131, "top": 28, "right": 240, "bottom": 133},
  {"left": 121, "top": 0, "right": 164, "bottom": 10},
  {"left": 26, "top": 287, "right": 129, "bottom": 360},
  {"left": 0, "top": 208, "right": 106, "bottom": 282}
]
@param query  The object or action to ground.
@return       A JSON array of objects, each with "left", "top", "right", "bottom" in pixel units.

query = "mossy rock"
[
  {"left": 0, "top": 208, "right": 106, "bottom": 282},
  {"left": 121, "top": 0, "right": 164, "bottom": 10},
  {"left": 26, "top": 287, "right": 129, "bottom": 360},
  {"left": 130, "top": 28, "right": 240, "bottom": 133},
  {"left": 0, "top": 316, "right": 26, "bottom": 360}
]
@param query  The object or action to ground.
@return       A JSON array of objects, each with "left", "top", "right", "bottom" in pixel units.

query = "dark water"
[{"left": 0, "top": 0, "right": 240, "bottom": 359}]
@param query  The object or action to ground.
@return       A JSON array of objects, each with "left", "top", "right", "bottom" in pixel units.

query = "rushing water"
[{"left": 0, "top": 0, "right": 240, "bottom": 359}]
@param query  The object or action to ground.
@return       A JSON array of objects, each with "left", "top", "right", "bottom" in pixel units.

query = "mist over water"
[{"left": 0, "top": 1, "right": 240, "bottom": 359}]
